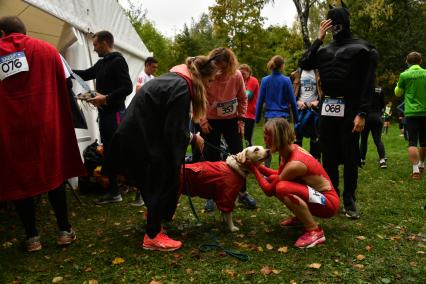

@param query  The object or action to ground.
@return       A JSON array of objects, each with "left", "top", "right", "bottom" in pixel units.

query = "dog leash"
[{"left": 182, "top": 159, "right": 250, "bottom": 262}]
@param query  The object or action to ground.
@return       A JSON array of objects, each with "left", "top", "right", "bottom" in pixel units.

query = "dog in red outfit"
[{"left": 180, "top": 146, "right": 270, "bottom": 231}]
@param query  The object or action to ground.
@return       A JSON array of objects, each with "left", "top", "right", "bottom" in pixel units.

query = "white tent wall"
[{"left": 1, "top": 0, "right": 152, "bottom": 151}]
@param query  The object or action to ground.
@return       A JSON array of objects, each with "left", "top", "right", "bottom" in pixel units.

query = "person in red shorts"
[{"left": 247, "top": 118, "right": 339, "bottom": 248}]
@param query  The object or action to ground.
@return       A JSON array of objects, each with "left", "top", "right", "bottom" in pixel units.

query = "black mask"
[{"left": 326, "top": 6, "right": 351, "bottom": 41}]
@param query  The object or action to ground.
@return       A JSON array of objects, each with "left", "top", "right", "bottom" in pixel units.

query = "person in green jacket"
[{"left": 395, "top": 51, "right": 426, "bottom": 179}]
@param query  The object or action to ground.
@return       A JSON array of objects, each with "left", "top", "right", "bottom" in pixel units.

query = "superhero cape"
[{"left": 0, "top": 33, "right": 86, "bottom": 201}]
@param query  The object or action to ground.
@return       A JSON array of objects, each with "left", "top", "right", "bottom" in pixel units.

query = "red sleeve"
[
  {"left": 252, "top": 167, "right": 279, "bottom": 196},
  {"left": 258, "top": 165, "right": 278, "bottom": 176}
]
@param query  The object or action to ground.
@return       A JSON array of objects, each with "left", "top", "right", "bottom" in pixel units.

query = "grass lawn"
[{"left": 1, "top": 124, "right": 425, "bottom": 283}]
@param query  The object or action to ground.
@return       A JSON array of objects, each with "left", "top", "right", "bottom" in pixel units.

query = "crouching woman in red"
[{"left": 248, "top": 118, "right": 339, "bottom": 248}]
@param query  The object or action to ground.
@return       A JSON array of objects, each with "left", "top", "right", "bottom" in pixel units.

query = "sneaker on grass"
[
  {"left": 238, "top": 192, "right": 257, "bottom": 209},
  {"left": 379, "top": 159, "right": 387, "bottom": 169},
  {"left": 130, "top": 192, "right": 144, "bottom": 207},
  {"left": 204, "top": 199, "right": 216, "bottom": 212},
  {"left": 95, "top": 193, "right": 122, "bottom": 205},
  {"left": 142, "top": 232, "right": 182, "bottom": 251},
  {"left": 295, "top": 227, "right": 325, "bottom": 248},
  {"left": 345, "top": 209, "right": 361, "bottom": 219},
  {"left": 57, "top": 229, "right": 76, "bottom": 245},
  {"left": 25, "top": 236, "right": 42, "bottom": 252}
]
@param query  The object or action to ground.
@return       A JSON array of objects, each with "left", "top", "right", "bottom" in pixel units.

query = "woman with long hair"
[{"left": 104, "top": 56, "right": 217, "bottom": 251}]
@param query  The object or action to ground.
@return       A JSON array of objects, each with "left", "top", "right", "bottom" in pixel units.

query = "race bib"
[
  {"left": 0, "top": 51, "right": 29, "bottom": 80},
  {"left": 321, "top": 98, "right": 345, "bottom": 117},
  {"left": 307, "top": 186, "right": 326, "bottom": 206},
  {"left": 216, "top": 98, "right": 237, "bottom": 117}
]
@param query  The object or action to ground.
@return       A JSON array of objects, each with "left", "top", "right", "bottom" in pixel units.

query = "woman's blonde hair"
[
  {"left": 208, "top": 47, "right": 238, "bottom": 76},
  {"left": 267, "top": 55, "right": 285, "bottom": 71},
  {"left": 185, "top": 56, "right": 217, "bottom": 122},
  {"left": 264, "top": 118, "right": 295, "bottom": 153}
]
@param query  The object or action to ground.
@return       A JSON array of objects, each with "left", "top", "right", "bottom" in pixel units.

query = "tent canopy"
[{"left": 0, "top": 0, "right": 151, "bottom": 59}]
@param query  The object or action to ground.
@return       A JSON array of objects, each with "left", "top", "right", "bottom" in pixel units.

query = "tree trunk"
[{"left": 292, "top": 0, "right": 318, "bottom": 49}]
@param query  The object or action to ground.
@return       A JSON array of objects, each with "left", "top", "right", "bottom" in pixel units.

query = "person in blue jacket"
[{"left": 256, "top": 55, "right": 298, "bottom": 166}]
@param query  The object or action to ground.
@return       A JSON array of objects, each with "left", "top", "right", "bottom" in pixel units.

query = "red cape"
[{"left": 0, "top": 34, "right": 86, "bottom": 201}]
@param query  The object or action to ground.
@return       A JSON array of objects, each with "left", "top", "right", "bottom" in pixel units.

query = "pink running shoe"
[
  {"left": 280, "top": 216, "right": 302, "bottom": 227},
  {"left": 295, "top": 227, "right": 325, "bottom": 248},
  {"left": 142, "top": 232, "right": 182, "bottom": 251}
]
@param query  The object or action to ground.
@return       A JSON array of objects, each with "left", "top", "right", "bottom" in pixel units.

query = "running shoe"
[
  {"left": 130, "top": 192, "right": 144, "bottom": 207},
  {"left": 379, "top": 159, "right": 387, "bottom": 169},
  {"left": 57, "top": 229, "right": 76, "bottom": 245},
  {"left": 204, "top": 199, "right": 216, "bottom": 212},
  {"left": 95, "top": 193, "right": 122, "bottom": 205},
  {"left": 411, "top": 172, "right": 421, "bottom": 180},
  {"left": 238, "top": 192, "right": 257, "bottom": 209},
  {"left": 25, "top": 236, "right": 42, "bottom": 252},
  {"left": 345, "top": 210, "right": 361, "bottom": 219},
  {"left": 295, "top": 227, "right": 325, "bottom": 248},
  {"left": 142, "top": 232, "right": 182, "bottom": 251}
]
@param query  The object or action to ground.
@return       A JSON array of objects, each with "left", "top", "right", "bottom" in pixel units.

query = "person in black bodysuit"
[{"left": 299, "top": 2, "right": 378, "bottom": 219}]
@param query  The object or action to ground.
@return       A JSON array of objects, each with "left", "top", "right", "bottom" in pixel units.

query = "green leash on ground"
[{"left": 183, "top": 159, "right": 250, "bottom": 262}]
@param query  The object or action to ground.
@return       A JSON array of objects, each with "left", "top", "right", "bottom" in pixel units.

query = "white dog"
[{"left": 180, "top": 146, "right": 270, "bottom": 231}]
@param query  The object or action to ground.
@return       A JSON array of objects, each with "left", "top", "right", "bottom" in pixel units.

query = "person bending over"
[{"left": 247, "top": 118, "right": 339, "bottom": 248}]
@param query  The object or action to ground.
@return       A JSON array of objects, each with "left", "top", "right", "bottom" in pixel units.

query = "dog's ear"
[{"left": 236, "top": 149, "right": 247, "bottom": 164}]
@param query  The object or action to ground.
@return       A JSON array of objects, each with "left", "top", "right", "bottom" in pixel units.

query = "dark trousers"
[
  {"left": 202, "top": 118, "right": 246, "bottom": 192},
  {"left": 244, "top": 118, "right": 255, "bottom": 147},
  {"left": 140, "top": 163, "right": 179, "bottom": 239},
  {"left": 360, "top": 112, "right": 386, "bottom": 160},
  {"left": 13, "top": 185, "right": 70, "bottom": 238},
  {"left": 99, "top": 110, "right": 125, "bottom": 195},
  {"left": 320, "top": 115, "right": 360, "bottom": 212}
]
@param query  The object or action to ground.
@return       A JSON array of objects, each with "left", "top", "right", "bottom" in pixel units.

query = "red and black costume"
[
  {"left": 299, "top": 5, "right": 378, "bottom": 213},
  {"left": 0, "top": 33, "right": 85, "bottom": 201}
]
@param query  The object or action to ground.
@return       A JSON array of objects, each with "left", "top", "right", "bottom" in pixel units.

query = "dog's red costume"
[
  {"left": 252, "top": 145, "right": 339, "bottom": 218},
  {"left": 0, "top": 33, "right": 85, "bottom": 201},
  {"left": 180, "top": 161, "right": 244, "bottom": 213}
]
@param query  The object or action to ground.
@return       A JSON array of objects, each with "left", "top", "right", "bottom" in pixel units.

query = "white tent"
[{"left": 0, "top": 0, "right": 152, "bottom": 152}]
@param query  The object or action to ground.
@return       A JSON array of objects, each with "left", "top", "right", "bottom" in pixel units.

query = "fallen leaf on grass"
[
  {"left": 224, "top": 269, "right": 237, "bottom": 278},
  {"left": 365, "top": 245, "right": 373, "bottom": 252},
  {"left": 84, "top": 267, "right": 92, "bottom": 272},
  {"left": 266, "top": 244, "right": 273, "bottom": 250},
  {"left": 376, "top": 234, "right": 384, "bottom": 239},
  {"left": 409, "top": 261, "right": 417, "bottom": 267},
  {"left": 185, "top": 268, "right": 193, "bottom": 274},
  {"left": 271, "top": 269, "right": 281, "bottom": 274},
  {"left": 356, "top": 236, "right": 366, "bottom": 241},
  {"left": 390, "top": 235, "right": 401, "bottom": 241},
  {"left": 88, "top": 280, "right": 98, "bottom": 284},
  {"left": 277, "top": 246, "right": 288, "bottom": 253},
  {"left": 52, "top": 276, "right": 63, "bottom": 283},
  {"left": 290, "top": 280, "right": 297, "bottom": 284},
  {"left": 112, "top": 257, "right": 125, "bottom": 265},
  {"left": 244, "top": 270, "right": 256, "bottom": 276},
  {"left": 308, "top": 263, "right": 321, "bottom": 269},
  {"left": 257, "top": 246, "right": 264, "bottom": 252},
  {"left": 416, "top": 251, "right": 424, "bottom": 254},
  {"left": 149, "top": 281, "right": 162, "bottom": 284},
  {"left": 260, "top": 266, "right": 272, "bottom": 275},
  {"left": 353, "top": 264, "right": 364, "bottom": 269},
  {"left": 356, "top": 255, "right": 366, "bottom": 261}
]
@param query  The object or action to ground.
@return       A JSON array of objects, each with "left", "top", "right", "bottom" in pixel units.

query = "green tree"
[{"left": 209, "top": 0, "right": 266, "bottom": 56}]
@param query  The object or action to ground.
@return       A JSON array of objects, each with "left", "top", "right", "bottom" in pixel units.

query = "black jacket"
[
  {"left": 74, "top": 52, "right": 132, "bottom": 113},
  {"left": 103, "top": 72, "right": 192, "bottom": 222}
]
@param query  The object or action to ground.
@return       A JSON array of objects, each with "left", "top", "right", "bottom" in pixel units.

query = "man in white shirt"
[{"left": 135, "top": 57, "right": 158, "bottom": 93}]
